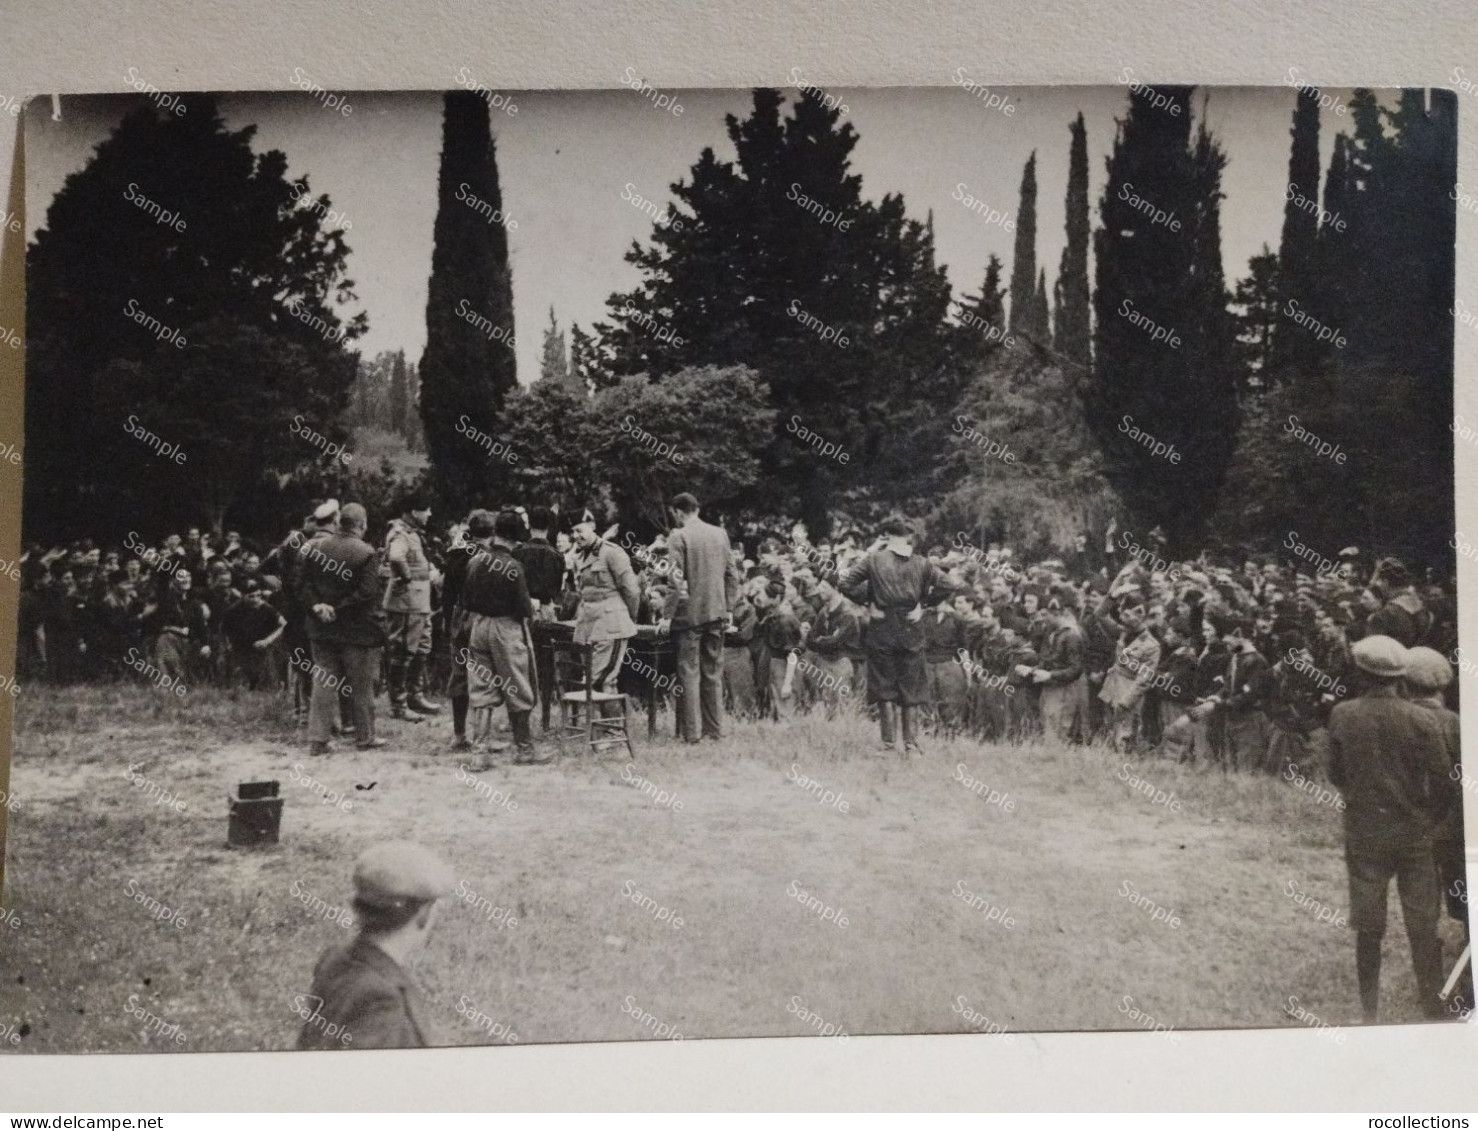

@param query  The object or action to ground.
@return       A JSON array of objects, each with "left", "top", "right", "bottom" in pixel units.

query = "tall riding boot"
[
  {"left": 407, "top": 654, "right": 441, "bottom": 714},
  {"left": 878, "top": 702, "right": 898, "bottom": 750},
  {"left": 388, "top": 657, "right": 422, "bottom": 721},
  {"left": 451, "top": 693, "right": 471, "bottom": 749},
  {"left": 1357, "top": 931, "right": 1384, "bottom": 1023},
  {"left": 901, "top": 704, "right": 922, "bottom": 753},
  {"left": 511, "top": 709, "right": 550, "bottom": 765},
  {"left": 1410, "top": 934, "right": 1447, "bottom": 1019}
]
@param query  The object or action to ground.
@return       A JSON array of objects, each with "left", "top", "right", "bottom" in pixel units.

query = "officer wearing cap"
[
  {"left": 1328, "top": 634, "right": 1457, "bottom": 1022},
  {"left": 296, "top": 841, "right": 454, "bottom": 1050}
]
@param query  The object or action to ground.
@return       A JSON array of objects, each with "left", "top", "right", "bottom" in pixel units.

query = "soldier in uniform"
[
  {"left": 839, "top": 518, "right": 941, "bottom": 754},
  {"left": 296, "top": 841, "right": 454, "bottom": 1050},
  {"left": 1328, "top": 635, "right": 1456, "bottom": 1022},
  {"left": 383, "top": 495, "right": 440, "bottom": 722},
  {"left": 1032, "top": 592, "right": 1089, "bottom": 745},
  {"left": 460, "top": 510, "right": 544, "bottom": 766},
  {"left": 571, "top": 512, "right": 640, "bottom": 704}
]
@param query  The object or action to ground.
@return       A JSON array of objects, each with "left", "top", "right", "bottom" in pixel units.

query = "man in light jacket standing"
[{"left": 664, "top": 492, "right": 741, "bottom": 743}]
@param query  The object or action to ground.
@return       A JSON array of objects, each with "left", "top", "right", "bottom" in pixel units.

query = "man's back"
[
  {"left": 667, "top": 518, "right": 735, "bottom": 625},
  {"left": 296, "top": 937, "right": 430, "bottom": 1050},
  {"left": 1329, "top": 687, "right": 1455, "bottom": 840}
]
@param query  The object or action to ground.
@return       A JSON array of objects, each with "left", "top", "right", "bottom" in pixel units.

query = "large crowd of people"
[
  {"left": 15, "top": 493, "right": 1468, "bottom": 1025},
  {"left": 18, "top": 502, "right": 1458, "bottom": 769}
]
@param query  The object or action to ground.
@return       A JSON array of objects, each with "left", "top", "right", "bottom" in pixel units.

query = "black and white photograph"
[{"left": 0, "top": 71, "right": 1467, "bottom": 1057}]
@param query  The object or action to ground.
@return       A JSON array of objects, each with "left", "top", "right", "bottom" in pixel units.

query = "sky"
[{"left": 24, "top": 82, "right": 1374, "bottom": 383}]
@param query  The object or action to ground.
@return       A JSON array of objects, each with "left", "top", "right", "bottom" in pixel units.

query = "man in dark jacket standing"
[
  {"left": 839, "top": 518, "right": 941, "bottom": 754},
  {"left": 296, "top": 841, "right": 453, "bottom": 1050},
  {"left": 1328, "top": 634, "right": 1457, "bottom": 1022},
  {"left": 664, "top": 492, "right": 740, "bottom": 743},
  {"left": 295, "top": 502, "right": 385, "bottom": 755},
  {"left": 383, "top": 496, "right": 439, "bottom": 721}
]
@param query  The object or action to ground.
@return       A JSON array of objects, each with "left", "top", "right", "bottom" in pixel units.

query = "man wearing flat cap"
[
  {"left": 296, "top": 841, "right": 454, "bottom": 1050},
  {"left": 1328, "top": 634, "right": 1458, "bottom": 1022}
]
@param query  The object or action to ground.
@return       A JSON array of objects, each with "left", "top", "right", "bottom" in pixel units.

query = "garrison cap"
[
  {"left": 313, "top": 498, "right": 341, "bottom": 524},
  {"left": 353, "top": 841, "right": 455, "bottom": 910}
]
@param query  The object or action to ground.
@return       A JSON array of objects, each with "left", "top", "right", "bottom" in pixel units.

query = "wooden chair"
[{"left": 550, "top": 639, "right": 636, "bottom": 758}]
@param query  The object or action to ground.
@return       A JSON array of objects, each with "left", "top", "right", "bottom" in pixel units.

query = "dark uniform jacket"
[
  {"left": 1328, "top": 685, "right": 1457, "bottom": 843},
  {"left": 1037, "top": 623, "right": 1086, "bottom": 686},
  {"left": 514, "top": 538, "right": 567, "bottom": 605},
  {"left": 923, "top": 609, "right": 969, "bottom": 664},
  {"left": 1221, "top": 643, "right": 1271, "bottom": 713},
  {"left": 461, "top": 543, "right": 533, "bottom": 621},
  {"left": 294, "top": 533, "right": 385, "bottom": 647},
  {"left": 838, "top": 549, "right": 941, "bottom": 652},
  {"left": 296, "top": 937, "right": 433, "bottom": 1050},
  {"left": 808, "top": 600, "right": 861, "bottom": 660}
]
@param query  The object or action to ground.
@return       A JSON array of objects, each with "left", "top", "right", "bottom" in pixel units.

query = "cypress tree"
[
  {"left": 1007, "top": 152, "right": 1039, "bottom": 335},
  {"left": 1269, "top": 89, "right": 1323, "bottom": 381},
  {"left": 1029, "top": 268, "right": 1052, "bottom": 344},
  {"left": 1088, "top": 86, "right": 1239, "bottom": 550},
  {"left": 418, "top": 91, "right": 517, "bottom": 512},
  {"left": 1053, "top": 114, "right": 1092, "bottom": 366},
  {"left": 389, "top": 349, "right": 408, "bottom": 436}
]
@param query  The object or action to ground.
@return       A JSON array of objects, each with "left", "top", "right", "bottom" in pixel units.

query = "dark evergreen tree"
[
  {"left": 539, "top": 305, "right": 572, "bottom": 386},
  {"left": 418, "top": 91, "right": 517, "bottom": 513},
  {"left": 1087, "top": 86, "right": 1240, "bottom": 550},
  {"left": 1053, "top": 113, "right": 1092, "bottom": 366},
  {"left": 1231, "top": 245, "right": 1281, "bottom": 382},
  {"left": 957, "top": 254, "right": 1009, "bottom": 365},
  {"left": 1007, "top": 152, "right": 1039, "bottom": 335},
  {"left": 1028, "top": 268, "right": 1051, "bottom": 344},
  {"left": 24, "top": 95, "right": 363, "bottom": 539},
  {"left": 389, "top": 349, "right": 409, "bottom": 436},
  {"left": 1269, "top": 88, "right": 1323, "bottom": 381}
]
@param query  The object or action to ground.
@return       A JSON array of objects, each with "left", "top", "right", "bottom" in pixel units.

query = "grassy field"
[{"left": 0, "top": 682, "right": 1466, "bottom": 1053}]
